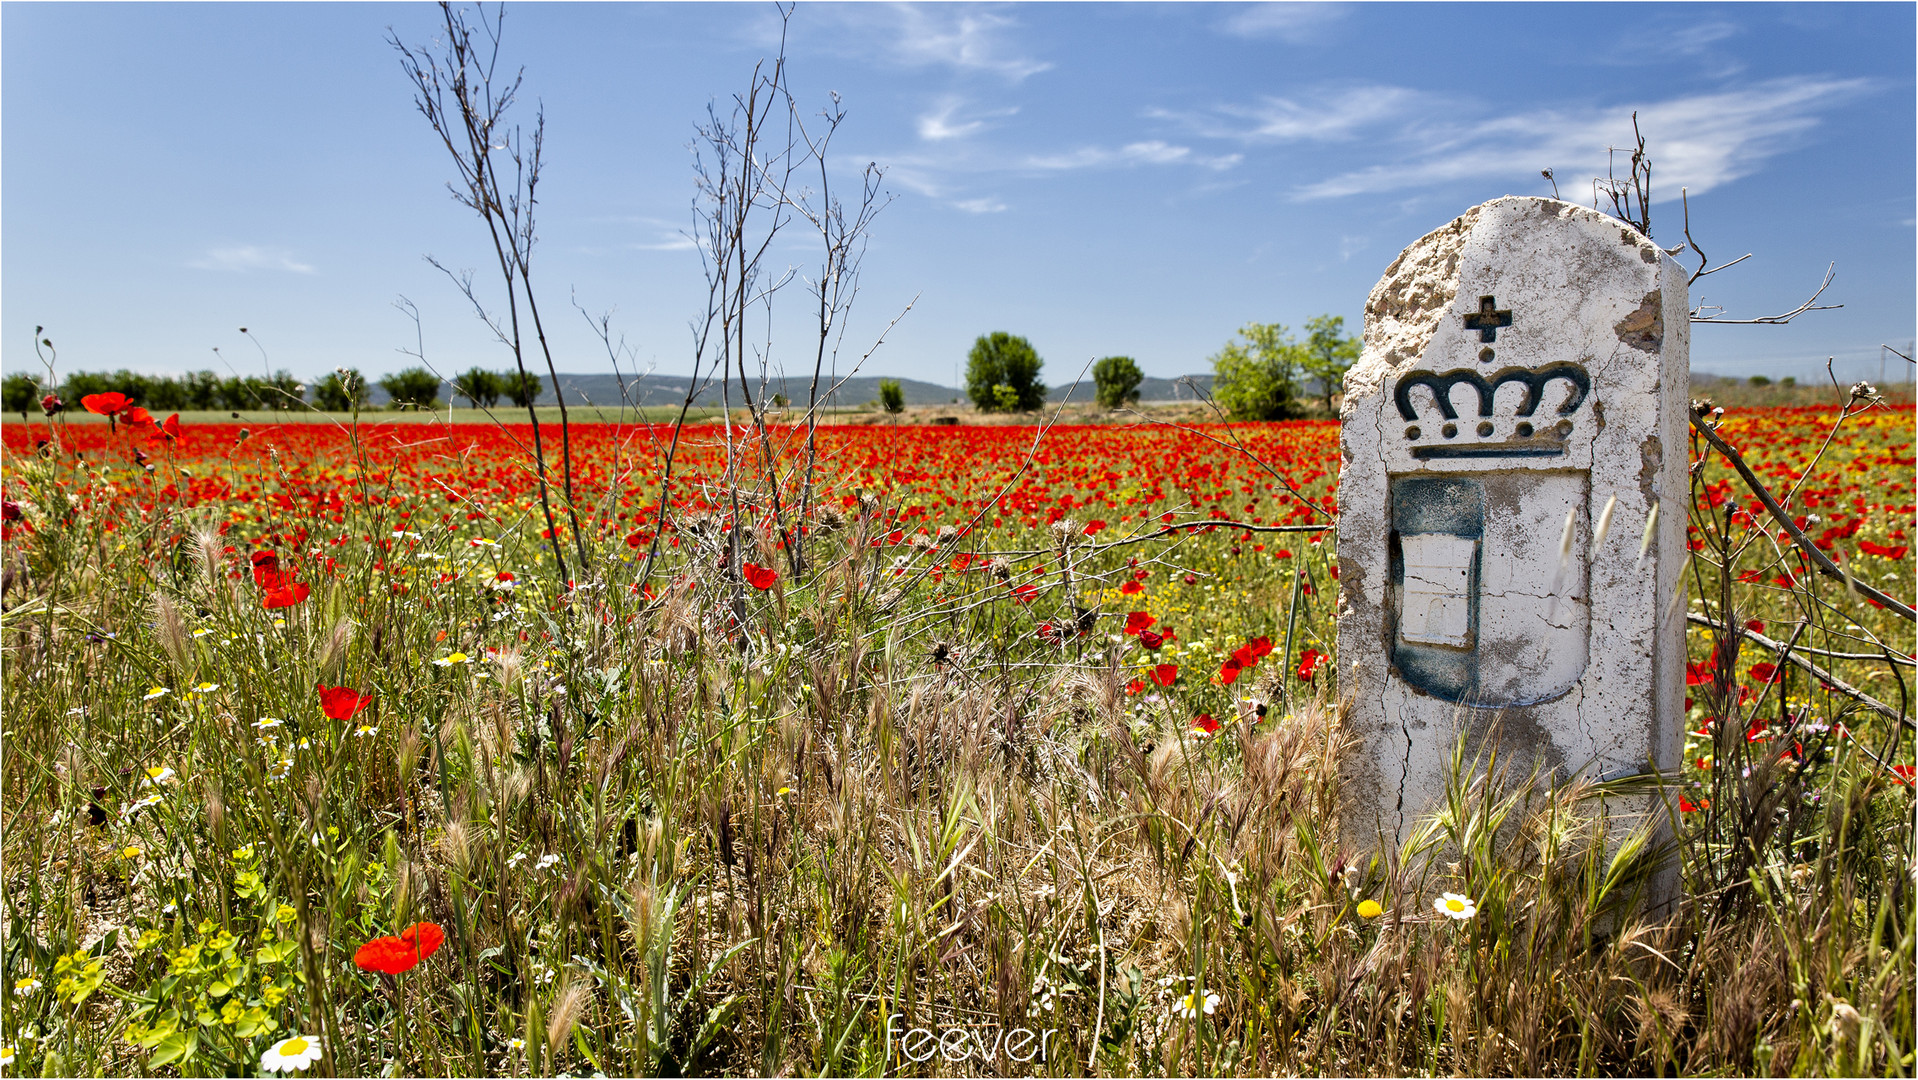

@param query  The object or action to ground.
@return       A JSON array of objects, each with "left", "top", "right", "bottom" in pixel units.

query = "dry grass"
[{"left": 0, "top": 412, "right": 1911, "bottom": 1078}]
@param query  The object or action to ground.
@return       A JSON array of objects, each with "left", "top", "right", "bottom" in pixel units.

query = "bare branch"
[{"left": 1690, "top": 263, "right": 1841, "bottom": 324}]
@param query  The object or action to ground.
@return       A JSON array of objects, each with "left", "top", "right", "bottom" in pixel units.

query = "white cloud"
[
  {"left": 632, "top": 234, "right": 699, "bottom": 252},
  {"left": 1021, "top": 140, "right": 1240, "bottom": 172},
  {"left": 1218, "top": 3, "right": 1352, "bottom": 42},
  {"left": 1268, "top": 77, "right": 1870, "bottom": 201},
  {"left": 188, "top": 245, "right": 314, "bottom": 274},
  {"left": 917, "top": 97, "right": 1017, "bottom": 142},
  {"left": 952, "top": 197, "right": 1007, "bottom": 214},
  {"left": 1148, "top": 85, "right": 1428, "bottom": 144},
  {"left": 821, "top": 4, "right": 1050, "bottom": 82}
]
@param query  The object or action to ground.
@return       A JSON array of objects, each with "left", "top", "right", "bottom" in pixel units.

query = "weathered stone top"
[{"left": 1343, "top": 196, "right": 1684, "bottom": 477}]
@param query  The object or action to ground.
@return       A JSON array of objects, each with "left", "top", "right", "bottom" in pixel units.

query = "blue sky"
[{"left": 5, "top": 2, "right": 1913, "bottom": 390}]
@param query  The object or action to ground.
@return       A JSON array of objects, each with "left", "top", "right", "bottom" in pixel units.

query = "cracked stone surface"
[{"left": 1336, "top": 196, "right": 1688, "bottom": 861}]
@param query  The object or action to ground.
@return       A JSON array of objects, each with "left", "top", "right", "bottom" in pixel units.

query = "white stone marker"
[{"left": 1337, "top": 196, "right": 1688, "bottom": 846}]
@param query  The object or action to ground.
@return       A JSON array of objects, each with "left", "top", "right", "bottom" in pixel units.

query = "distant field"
[{"left": 2, "top": 405, "right": 729, "bottom": 427}]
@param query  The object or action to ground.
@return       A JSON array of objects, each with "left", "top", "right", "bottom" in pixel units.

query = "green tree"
[
  {"left": 965, "top": 332, "right": 1045, "bottom": 412},
  {"left": 878, "top": 379, "right": 905, "bottom": 415},
  {"left": 3, "top": 372, "right": 39, "bottom": 422},
  {"left": 456, "top": 367, "right": 502, "bottom": 409},
  {"left": 503, "top": 369, "right": 543, "bottom": 409},
  {"left": 1092, "top": 355, "right": 1143, "bottom": 409},
  {"left": 380, "top": 367, "right": 442, "bottom": 410},
  {"left": 1301, "top": 315, "right": 1360, "bottom": 415},
  {"left": 180, "top": 371, "right": 222, "bottom": 411},
  {"left": 64, "top": 370, "right": 114, "bottom": 401},
  {"left": 312, "top": 369, "right": 370, "bottom": 412},
  {"left": 1209, "top": 322, "right": 1304, "bottom": 421}
]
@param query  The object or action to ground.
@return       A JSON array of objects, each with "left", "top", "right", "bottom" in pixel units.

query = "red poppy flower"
[
  {"left": 1150, "top": 663, "right": 1178, "bottom": 687},
  {"left": 1892, "top": 765, "right": 1915, "bottom": 786},
  {"left": 1684, "top": 661, "right": 1717, "bottom": 686},
  {"left": 1138, "top": 629, "right": 1165, "bottom": 650},
  {"left": 399, "top": 921, "right": 445, "bottom": 960},
  {"left": 1125, "top": 678, "right": 1146, "bottom": 696},
  {"left": 318, "top": 684, "right": 373, "bottom": 721},
  {"left": 1123, "top": 611, "right": 1156, "bottom": 636},
  {"left": 1217, "top": 657, "right": 1243, "bottom": 686},
  {"left": 354, "top": 936, "right": 419, "bottom": 975},
  {"left": 1748, "top": 662, "right": 1782, "bottom": 685},
  {"left": 1297, "top": 648, "right": 1327, "bottom": 681},
  {"left": 1679, "top": 796, "right": 1710, "bottom": 812},
  {"left": 122, "top": 406, "right": 155, "bottom": 427},
  {"left": 40, "top": 393, "right": 63, "bottom": 415},
  {"left": 1744, "top": 619, "right": 1765, "bottom": 634},
  {"left": 1231, "top": 645, "right": 1259, "bottom": 669},
  {"left": 1010, "top": 582, "right": 1038, "bottom": 603},
  {"left": 264, "top": 582, "right": 311, "bottom": 609},
  {"left": 81, "top": 392, "right": 132, "bottom": 417},
  {"left": 251, "top": 550, "right": 289, "bottom": 589},
  {"left": 158, "top": 413, "right": 182, "bottom": 442},
  {"left": 1083, "top": 519, "right": 1107, "bottom": 535},
  {"left": 1248, "top": 636, "right": 1274, "bottom": 658},
  {"left": 1192, "top": 713, "right": 1220, "bottom": 734},
  {"left": 742, "top": 562, "right": 778, "bottom": 590}
]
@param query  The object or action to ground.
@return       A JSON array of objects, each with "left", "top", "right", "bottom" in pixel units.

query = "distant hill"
[{"left": 418, "top": 371, "right": 1217, "bottom": 408}]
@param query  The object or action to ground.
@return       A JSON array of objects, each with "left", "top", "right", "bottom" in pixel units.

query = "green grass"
[{"left": 0, "top": 410, "right": 1911, "bottom": 1077}]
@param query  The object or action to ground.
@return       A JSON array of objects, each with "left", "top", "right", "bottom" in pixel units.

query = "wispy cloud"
[
  {"left": 816, "top": 4, "right": 1051, "bottom": 82},
  {"left": 1151, "top": 85, "right": 1426, "bottom": 143},
  {"left": 1218, "top": 2, "right": 1352, "bottom": 43},
  {"left": 1293, "top": 76, "right": 1870, "bottom": 200},
  {"left": 1022, "top": 140, "right": 1241, "bottom": 172},
  {"left": 188, "top": 245, "right": 314, "bottom": 274},
  {"left": 917, "top": 96, "right": 1017, "bottom": 142},
  {"left": 883, "top": 134, "right": 1240, "bottom": 212},
  {"left": 632, "top": 234, "right": 699, "bottom": 252}
]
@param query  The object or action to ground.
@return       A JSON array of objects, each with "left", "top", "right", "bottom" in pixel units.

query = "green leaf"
[{"left": 148, "top": 1033, "right": 189, "bottom": 1068}]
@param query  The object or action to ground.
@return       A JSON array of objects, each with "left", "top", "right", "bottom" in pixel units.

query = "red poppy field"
[{"left": 1, "top": 401, "right": 1912, "bottom": 1076}]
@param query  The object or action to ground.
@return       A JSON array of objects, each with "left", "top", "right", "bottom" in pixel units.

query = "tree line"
[
  {"left": 5, "top": 319, "right": 1357, "bottom": 423},
  {"left": 959, "top": 316, "right": 1358, "bottom": 419},
  {"left": 1, "top": 365, "right": 546, "bottom": 421}
]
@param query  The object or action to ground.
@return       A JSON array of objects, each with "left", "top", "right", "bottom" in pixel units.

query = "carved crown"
[{"left": 1392, "top": 363, "right": 1590, "bottom": 460}]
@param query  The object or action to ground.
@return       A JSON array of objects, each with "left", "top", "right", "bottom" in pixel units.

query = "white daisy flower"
[
  {"left": 188, "top": 682, "right": 219, "bottom": 694},
  {"left": 143, "top": 687, "right": 171, "bottom": 702},
  {"left": 260, "top": 1034, "right": 323, "bottom": 1073},
  {"left": 14, "top": 976, "right": 41, "bottom": 997},
  {"left": 432, "top": 652, "right": 470, "bottom": 668},
  {"left": 535, "top": 853, "right": 561, "bottom": 872},
  {"left": 143, "top": 766, "right": 175, "bottom": 787},
  {"left": 1434, "top": 892, "right": 1477, "bottom": 921},
  {"left": 1173, "top": 990, "right": 1219, "bottom": 1018}
]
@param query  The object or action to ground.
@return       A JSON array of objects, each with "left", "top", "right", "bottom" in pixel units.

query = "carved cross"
[{"left": 1463, "top": 295, "right": 1513, "bottom": 342}]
